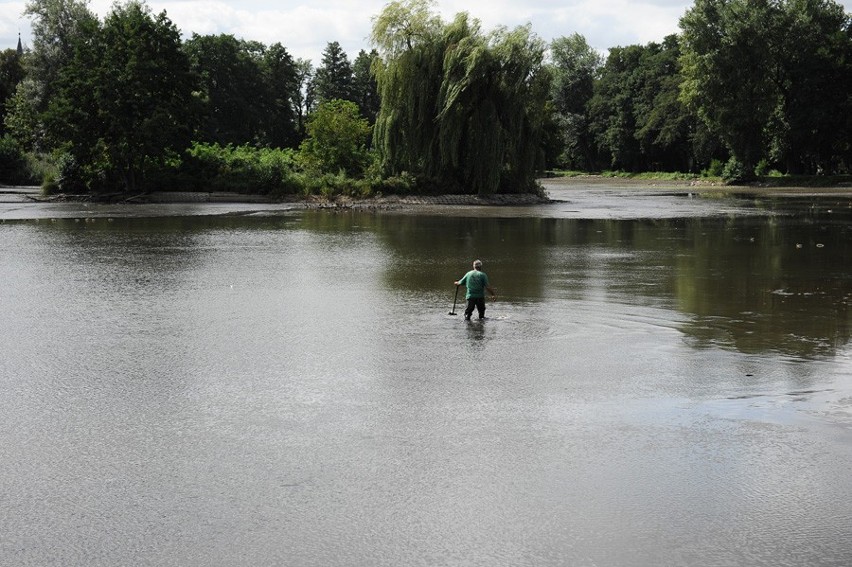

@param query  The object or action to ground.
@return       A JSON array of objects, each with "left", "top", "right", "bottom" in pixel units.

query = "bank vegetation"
[{"left": 0, "top": 0, "right": 849, "bottom": 198}]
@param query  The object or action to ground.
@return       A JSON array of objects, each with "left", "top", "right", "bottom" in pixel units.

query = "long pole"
[{"left": 449, "top": 285, "right": 460, "bottom": 315}]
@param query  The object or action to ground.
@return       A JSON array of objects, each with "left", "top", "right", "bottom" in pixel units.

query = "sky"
[{"left": 1, "top": 0, "right": 851, "bottom": 64}]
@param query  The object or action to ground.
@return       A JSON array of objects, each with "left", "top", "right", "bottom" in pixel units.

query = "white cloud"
[
  {"left": 2, "top": 0, "right": 851, "bottom": 63},
  {"left": 0, "top": 2, "right": 27, "bottom": 48},
  {"left": 144, "top": 1, "right": 386, "bottom": 61}
]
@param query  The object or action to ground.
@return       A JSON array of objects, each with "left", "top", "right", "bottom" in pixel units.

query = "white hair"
[{"left": 473, "top": 259, "right": 483, "bottom": 269}]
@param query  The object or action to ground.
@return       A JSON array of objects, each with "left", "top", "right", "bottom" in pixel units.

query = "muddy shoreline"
[
  {"left": 540, "top": 175, "right": 852, "bottom": 197},
  {"left": 3, "top": 175, "right": 852, "bottom": 209}
]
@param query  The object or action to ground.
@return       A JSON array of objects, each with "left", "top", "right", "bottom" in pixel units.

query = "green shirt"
[{"left": 458, "top": 269, "right": 489, "bottom": 299}]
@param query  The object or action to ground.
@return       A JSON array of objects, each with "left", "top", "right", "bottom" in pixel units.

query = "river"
[{"left": 1, "top": 180, "right": 851, "bottom": 566}]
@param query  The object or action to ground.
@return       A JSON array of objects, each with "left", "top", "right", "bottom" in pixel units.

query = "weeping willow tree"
[{"left": 371, "top": 0, "right": 548, "bottom": 195}]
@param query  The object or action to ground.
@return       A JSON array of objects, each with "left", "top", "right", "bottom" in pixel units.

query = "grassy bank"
[{"left": 545, "top": 170, "right": 852, "bottom": 188}]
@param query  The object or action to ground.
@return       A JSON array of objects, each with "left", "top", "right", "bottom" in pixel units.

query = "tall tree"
[
  {"left": 292, "top": 58, "right": 314, "bottom": 139},
  {"left": 48, "top": 0, "right": 196, "bottom": 192},
  {"left": 184, "top": 34, "right": 267, "bottom": 146},
  {"left": 261, "top": 43, "right": 300, "bottom": 148},
  {"left": 632, "top": 35, "right": 712, "bottom": 172},
  {"left": 0, "top": 49, "right": 26, "bottom": 136},
  {"left": 770, "top": 0, "right": 852, "bottom": 173},
  {"left": 352, "top": 49, "right": 380, "bottom": 123},
  {"left": 371, "top": 0, "right": 548, "bottom": 195},
  {"left": 6, "top": 0, "right": 97, "bottom": 149},
  {"left": 23, "top": 0, "right": 97, "bottom": 101},
  {"left": 588, "top": 37, "right": 720, "bottom": 173},
  {"left": 680, "top": 0, "right": 785, "bottom": 177},
  {"left": 587, "top": 44, "right": 644, "bottom": 171},
  {"left": 680, "top": 0, "right": 852, "bottom": 176},
  {"left": 313, "top": 41, "right": 353, "bottom": 104},
  {"left": 298, "top": 99, "right": 371, "bottom": 176},
  {"left": 371, "top": 0, "right": 444, "bottom": 179},
  {"left": 548, "top": 33, "right": 602, "bottom": 170}
]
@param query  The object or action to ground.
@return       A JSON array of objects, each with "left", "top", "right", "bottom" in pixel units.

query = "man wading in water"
[{"left": 454, "top": 259, "right": 497, "bottom": 320}]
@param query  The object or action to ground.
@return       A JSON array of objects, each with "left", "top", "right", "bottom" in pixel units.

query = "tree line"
[
  {"left": 0, "top": 0, "right": 850, "bottom": 196},
  {"left": 549, "top": 0, "right": 852, "bottom": 180}
]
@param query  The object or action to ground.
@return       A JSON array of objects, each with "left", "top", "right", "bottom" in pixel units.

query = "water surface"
[{"left": 1, "top": 183, "right": 851, "bottom": 566}]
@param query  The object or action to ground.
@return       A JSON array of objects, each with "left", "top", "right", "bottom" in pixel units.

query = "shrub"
[
  {"left": 56, "top": 153, "right": 88, "bottom": 193},
  {"left": 41, "top": 174, "right": 60, "bottom": 196},
  {"left": 754, "top": 159, "right": 771, "bottom": 177},
  {"left": 703, "top": 159, "right": 725, "bottom": 178},
  {"left": 183, "top": 143, "right": 300, "bottom": 194},
  {"left": 722, "top": 157, "right": 749, "bottom": 183},
  {"left": 28, "top": 152, "right": 60, "bottom": 187},
  {"left": 298, "top": 100, "right": 371, "bottom": 177},
  {"left": 0, "top": 135, "right": 34, "bottom": 184},
  {"left": 374, "top": 171, "right": 418, "bottom": 194},
  {"left": 294, "top": 170, "right": 373, "bottom": 198}
]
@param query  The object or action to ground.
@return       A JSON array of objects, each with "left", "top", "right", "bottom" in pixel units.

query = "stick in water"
[{"left": 449, "top": 285, "right": 459, "bottom": 315}]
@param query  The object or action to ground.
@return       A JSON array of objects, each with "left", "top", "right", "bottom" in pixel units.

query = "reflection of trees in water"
[
  {"left": 671, "top": 211, "right": 852, "bottom": 358},
  {"left": 305, "top": 207, "right": 852, "bottom": 358},
  {"left": 328, "top": 207, "right": 852, "bottom": 358},
  {"left": 351, "top": 213, "right": 556, "bottom": 299},
  {"left": 486, "top": 210, "right": 852, "bottom": 359}
]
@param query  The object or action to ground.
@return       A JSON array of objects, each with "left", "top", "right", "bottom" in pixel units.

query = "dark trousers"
[{"left": 464, "top": 297, "right": 486, "bottom": 319}]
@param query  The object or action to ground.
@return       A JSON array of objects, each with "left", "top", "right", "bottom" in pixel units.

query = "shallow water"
[{"left": 1, "top": 185, "right": 851, "bottom": 566}]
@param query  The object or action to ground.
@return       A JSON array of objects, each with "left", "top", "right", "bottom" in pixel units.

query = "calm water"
[{"left": 1, "top": 183, "right": 851, "bottom": 566}]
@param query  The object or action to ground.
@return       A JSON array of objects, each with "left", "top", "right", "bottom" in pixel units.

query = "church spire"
[{"left": 16, "top": 32, "right": 23, "bottom": 56}]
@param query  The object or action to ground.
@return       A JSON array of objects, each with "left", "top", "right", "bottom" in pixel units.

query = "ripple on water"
[{"left": 3, "top": 210, "right": 852, "bottom": 567}]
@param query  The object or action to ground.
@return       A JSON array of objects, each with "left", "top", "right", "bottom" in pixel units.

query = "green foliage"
[
  {"left": 680, "top": 0, "right": 776, "bottom": 176},
  {"left": 26, "top": 150, "right": 58, "bottom": 185},
  {"left": 754, "top": 159, "right": 772, "bottom": 177},
  {"left": 99, "top": 2, "right": 196, "bottom": 190},
  {"left": 55, "top": 151, "right": 87, "bottom": 192},
  {"left": 0, "top": 135, "right": 35, "bottom": 183},
  {"left": 548, "top": 34, "right": 601, "bottom": 170},
  {"left": 371, "top": 0, "right": 548, "bottom": 195},
  {"left": 587, "top": 45, "right": 643, "bottom": 171},
  {"left": 184, "top": 34, "right": 257, "bottom": 145},
  {"left": 12, "top": 0, "right": 850, "bottom": 195},
  {"left": 0, "top": 49, "right": 26, "bottom": 136},
  {"left": 313, "top": 41, "right": 354, "bottom": 104},
  {"left": 680, "top": 0, "right": 852, "bottom": 175},
  {"left": 550, "top": 34, "right": 601, "bottom": 116},
  {"left": 176, "top": 139, "right": 397, "bottom": 198},
  {"left": 40, "top": 174, "right": 58, "bottom": 195},
  {"left": 703, "top": 159, "right": 724, "bottom": 178},
  {"left": 298, "top": 99, "right": 372, "bottom": 177},
  {"left": 3, "top": 79, "right": 42, "bottom": 150},
  {"left": 293, "top": 170, "right": 373, "bottom": 198},
  {"left": 6, "top": 0, "right": 97, "bottom": 152},
  {"left": 45, "top": 0, "right": 197, "bottom": 192},
  {"left": 371, "top": 0, "right": 443, "bottom": 57},
  {"left": 771, "top": 0, "right": 851, "bottom": 174},
  {"left": 352, "top": 49, "right": 381, "bottom": 124},
  {"left": 262, "top": 43, "right": 301, "bottom": 148},
  {"left": 22, "top": 0, "right": 98, "bottom": 110},
  {"left": 722, "top": 157, "right": 749, "bottom": 183},
  {"left": 183, "top": 142, "right": 300, "bottom": 194},
  {"left": 292, "top": 58, "right": 314, "bottom": 138},
  {"left": 372, "top": 171, "right": 418, "bottom": 194},
  {"left": 184, "top": 34, "right": 299, "bottom": 148},
  {"left": 588, "top": 36, "right": 714, "bottom": 173}
]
